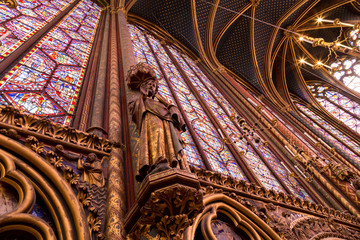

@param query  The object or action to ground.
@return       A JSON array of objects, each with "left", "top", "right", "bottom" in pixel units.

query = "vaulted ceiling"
[{"left": 124, "top": 0, "right": 360, "bottom": 106}]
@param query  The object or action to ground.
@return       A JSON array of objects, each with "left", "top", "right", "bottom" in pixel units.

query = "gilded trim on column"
[{"left": 105, "top": 9, "right": 126, "bottom": 239}]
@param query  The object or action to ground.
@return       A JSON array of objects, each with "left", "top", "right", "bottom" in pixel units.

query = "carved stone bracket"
[{"left": 125, "top": 169, "right": 204, "bottom": 240}]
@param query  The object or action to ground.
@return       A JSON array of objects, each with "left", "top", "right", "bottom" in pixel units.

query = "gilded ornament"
[
  {"left": 25, "top": 136, "right": 44, "bottom": 154},
  {"left": 130, "top": 185, "right": 204, "bottom": 240}
]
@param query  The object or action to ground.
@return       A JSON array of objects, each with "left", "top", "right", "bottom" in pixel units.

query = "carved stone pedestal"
[{"left": 125, "top": 169, "right": 204, "bottom": 240}]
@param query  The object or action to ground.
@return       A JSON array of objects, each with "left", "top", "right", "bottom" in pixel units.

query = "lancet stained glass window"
[
  {"left": 0, "top": 0, "right": 75, "bottom": 61},
  {"left": 309, "top": 83, "right": 360, "bottom": 134},
  {"left": 128, "top": 23, "right": 312, "bottom": 200},
  {"left": 0, "top": 0, "right": 102, "bottom": 125},
  {"left": 295, "top": 102, "right": 360, "bottom": 169}
]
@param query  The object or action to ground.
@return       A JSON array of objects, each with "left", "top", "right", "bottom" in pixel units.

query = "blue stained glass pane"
[
  {"left": 22, "top": 49, "right": 56, "bottom": 74},
  {"left": 53, "top": 65, "right": 83, "bottom": 86},
  {"left": 62, "top": 29, "right": 84, "bottom": 40},
  {"left": 39, "top": 36, "right": 68, "bottom": 51},
  {"left": 45, "top": 79, "right": 79, "bottom": 112},
  {"left": 66, "top": 46, "right": 88, "bottom": 65},
  {"left": 0, "top": 65, "right": 48, "bottom": 90},
  {"left": 43, "top": 50, "right": 78, "bottom": 65},
  {"left": 4, "top": 92, "right": 63, "bottom": 116}
]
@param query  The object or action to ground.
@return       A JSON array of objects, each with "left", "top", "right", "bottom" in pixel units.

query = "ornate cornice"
[
  {"left": 191, "top": 166, "right": 360, "bottom": 227},
  {"left": 0, "top": 106, "right": 120, "bottom": 155}
]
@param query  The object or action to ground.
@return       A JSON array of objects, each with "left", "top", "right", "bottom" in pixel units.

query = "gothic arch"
[
  {"left": 0, "top": 133, "right": 90, "bottom": 239},
  {"left": 183, "top": 194, "right": 281, "bottom": 240}
]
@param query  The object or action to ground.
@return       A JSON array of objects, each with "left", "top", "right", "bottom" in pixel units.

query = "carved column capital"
[{"left": 126, "top": 169, "right": 203, "bottom": 239}]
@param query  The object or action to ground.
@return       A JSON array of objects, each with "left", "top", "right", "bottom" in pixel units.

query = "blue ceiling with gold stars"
[{"left": 126, "top": 0, "right": 360, "bottom": 102}]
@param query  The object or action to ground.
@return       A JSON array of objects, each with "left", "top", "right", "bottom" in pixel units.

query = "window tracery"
[
  {"left": 0, "top": 0, "right": 102, "bottom": 125},
  {"left": 128, "top": 23, "right": 312, "bottom": 200},
  {"left": 308, "top": 83, "right": 360, "bottom": 134},
  {"left": 330, "top": 57, "right": 360, "bottom": 93},
  {"left": 294, "top": 101, "right": 360, "bottom": 167},
  {"left": 0, "top": 0, "right": 75, "bottom": 61}
]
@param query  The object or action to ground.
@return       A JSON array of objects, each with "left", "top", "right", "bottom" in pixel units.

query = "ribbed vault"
[{"left": 124, "top": 0, "right": 360, "bottom": 106}]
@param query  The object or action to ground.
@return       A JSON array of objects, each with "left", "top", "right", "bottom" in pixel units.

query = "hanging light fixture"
[{"left": 295, "top": 17, "right": 360, "bottom": 69}]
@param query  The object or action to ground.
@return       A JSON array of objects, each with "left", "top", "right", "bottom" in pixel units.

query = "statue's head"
[
  {"left": 127, "top": 62, "right": 159, "bottom": 97},
  {"left": 87, "top": 153, "right": 97, "bottom": 163},
  {"left": 140, "top": 78, "right": 158, "bottom": 97}
]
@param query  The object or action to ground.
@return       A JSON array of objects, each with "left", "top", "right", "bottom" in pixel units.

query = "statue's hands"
[
  {"left": 83, "top": 162, "right": 91, "bottom": 169},
  {"left": 168, "top": 105, "right": 180, "bottom": 122},
  {"left": 168, "top": 105, "right": 186, "bottom": 132}
]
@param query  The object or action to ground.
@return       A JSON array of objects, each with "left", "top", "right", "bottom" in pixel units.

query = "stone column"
[
  {"left": 88, "top": 11, "right": 110, "bottom": 137},
  {"left": 105, "top": 7, "right": 126, "bottom": 239}
]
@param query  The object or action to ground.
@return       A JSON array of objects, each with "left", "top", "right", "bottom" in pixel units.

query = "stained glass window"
[
  {"left": 170, "top": 46, "right": 311, "bottom": 199},
  {"left": 348, "top": 29, "right": 360, "bottom": 50},
  {"left": 0, "top": 0, "right": 75, "bottom": 61},
  {"left": 295, "top": 102, "right": 360, "bottom": 167},
  {"left": 308, "top": 83, "right": 360, "bottom": 134},
  {"left": 330, "top": 57, "right": 360, "bottom": 93},
  {"left": 0, "top": 0, "right": 102, "bottom": 125},
  {"left": 128, "top": 23, "right": 313, "bottom": 200}
]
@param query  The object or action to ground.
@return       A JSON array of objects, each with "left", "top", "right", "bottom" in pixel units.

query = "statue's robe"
[{"left": 129, "top": 94, "right": 186, "bottom": 177}]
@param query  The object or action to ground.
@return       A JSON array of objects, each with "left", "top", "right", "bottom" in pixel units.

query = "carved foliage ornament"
[
  {"left": 191, "top": 166, "right": 360, "bottom": 224},
  {"left": 24, "top": 135, "right": 106, "bottom": 240},
  {"left": 0, "top": 0, "right": 17, "bottom": 8},
  {"left": 129, "top": 185, "right": 204, "bottom": 240},
  {"left": 0, "top": 105, "right": 118, "bottom": 152}
]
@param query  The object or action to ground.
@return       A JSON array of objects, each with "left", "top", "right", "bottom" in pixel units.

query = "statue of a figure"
[
  {"left": 127, "top": 63, "right": 188, "bottom": 181},
  {"left": 77, "top": 153, "right": 105, "bottom": 187}
]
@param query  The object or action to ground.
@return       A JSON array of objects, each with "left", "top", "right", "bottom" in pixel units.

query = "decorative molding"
[
  {"left": 191, "top": 166, "right": 360, "bottom": 226},
  {"left": 23, "top": 135, "right": 107, "bottom": 240},
  {"left": 0, "top": 106, "right": 120, "bottom": 154},
  {"left": 0, "top": 0, "right": 17, "bottom": 8}
]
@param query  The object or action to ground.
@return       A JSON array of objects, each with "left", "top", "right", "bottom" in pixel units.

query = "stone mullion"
[
  {"left": 246, "top": 99, "right": 360, "bottom": 215},
  {"left": 299, "top": 105, "right": 360, "bottom": 172},
  {"left": 311, "top": 98, "right": 360, "bottom": 145},
  {"left": 320, "top": 96, "right": 360, "bottom": 144},
  {"left": 162, "top": 44, "right": 261, "bottom": 185},
  {"left": 194, "top": 62, "right": 324, "bottom": 201},
  {"left": 264, "top": 100, "right": 360, "bottom": 176},
  {"left": 257, "top": 101, "right": 354, "bottom": 209},
  {"left": 322, "top": 96, "right": 360, "bottom": 121},
  {"left": 299, "top": 107, "right": 360, "bottom": 159},
  {"left": 208, "top": 69, "right": 354, "bottom": 210},
  {"left": 0, "top": 0, "right": 81, "bottom": 75},
  {"left": 286, "top": 109, "right": 360, "bottom": 212},
  {"left": 180, "top": 55, "right": 293, "bottom": 195},
  {"left": 143, "top": 34, "right": 213, "bottom": 172},
  {"left": 105, "top": 9, "right": 126, "bottom": 240},
  {"left": 258, "top": 106, "right": 338, "bottom": 205},
  {"left": 116, "top": 10, "right": 135, "bottom": 206}
]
